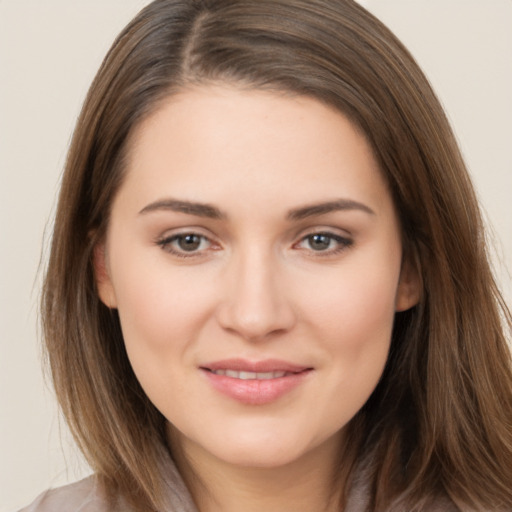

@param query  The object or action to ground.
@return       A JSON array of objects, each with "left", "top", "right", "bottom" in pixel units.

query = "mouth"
[
  {"left": 205, "top": 369, "right": 294, "bottom": 380},
  {"left": 200, "top": 359, "right": 313, "bottom": 405},
  {"left": 200, "top": 358, "right": 311, "bottom": 378}
]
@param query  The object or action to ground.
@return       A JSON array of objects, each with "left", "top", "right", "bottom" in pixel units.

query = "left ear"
[{"left": 395, "top": 258, "right": 422, "bottom": 312}]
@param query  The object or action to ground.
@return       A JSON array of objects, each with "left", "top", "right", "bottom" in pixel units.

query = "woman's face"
[{"left": 96, "top": 86, "right": 419, "bottom": 470}]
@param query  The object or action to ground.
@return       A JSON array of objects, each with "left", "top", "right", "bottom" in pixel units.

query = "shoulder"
[
  {"left": 346, "top": 461, "right": 460, "bottom": 512},
  {"left": 17, "top": 476, "right": 122, "bottom": 512}
]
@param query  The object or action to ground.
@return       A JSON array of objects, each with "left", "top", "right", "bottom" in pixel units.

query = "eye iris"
[
  {"left": 178, "top": 234, "right": 202, "bottom": 251},
  {"left": 308, "top": 234, "right": 331, "bottom": 251}
]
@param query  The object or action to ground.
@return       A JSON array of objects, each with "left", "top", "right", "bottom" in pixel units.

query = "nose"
[{"left": 215, "top": 249, "right": 297, "bottom": 342}]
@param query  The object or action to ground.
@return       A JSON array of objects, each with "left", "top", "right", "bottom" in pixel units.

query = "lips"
[
  {"left": 202, "top": 358, "right": 310, "bottom": 374},
  {"left": 209, "top": 369, "right": 290, "bottom": 380},
  {"left": 200, "top": 358, "right": 312, "bottom": 405}
]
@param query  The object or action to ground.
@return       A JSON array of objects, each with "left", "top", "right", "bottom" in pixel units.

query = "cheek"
[
  {"left": 306, "top": 258, "right": 400, "bottom": 343},
  {"left": 317, "top": 282, "right": 395, "bottom": 374},
  {"left": 308, "top": 272, "right": 397, "bottom": 422},
  {"left": 301, "top": 251, "right": 401, "bottom": 393},
  {"left": 111, "top": 267, "right": 218, "bottom": 416},
  {"left": 109, "top": 251, "right": 217, "bottom": 368}
]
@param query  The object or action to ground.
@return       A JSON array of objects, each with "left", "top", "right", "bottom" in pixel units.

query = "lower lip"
[{"left": 202, "top": 369, "right": 312, "bottom": 405}]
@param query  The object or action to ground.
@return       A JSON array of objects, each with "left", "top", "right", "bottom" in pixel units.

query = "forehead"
[{"left": 119, "top": 85, "right": 392, "bottom": 218}]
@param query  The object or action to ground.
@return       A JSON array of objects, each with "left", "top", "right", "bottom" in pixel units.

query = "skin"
[{"left": 95, "top": 85, "right": 419, "bottom": 512}]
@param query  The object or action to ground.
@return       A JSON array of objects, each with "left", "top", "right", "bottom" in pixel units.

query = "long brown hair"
[{"left": 42, "top": 1, "right": 512, "bottom": 510}]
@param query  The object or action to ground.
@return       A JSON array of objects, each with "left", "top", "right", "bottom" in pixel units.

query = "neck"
[{"left": 170, "top": 431, "right": 346, "bottom": 512}]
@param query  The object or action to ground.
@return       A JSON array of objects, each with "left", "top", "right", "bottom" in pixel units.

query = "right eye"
[{"left": 156, "top": 232, "right": 213, "bottom": 257}]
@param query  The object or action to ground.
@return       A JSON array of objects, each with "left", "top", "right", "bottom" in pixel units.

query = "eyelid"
[
  {"left": 155, "top": 228, "right": 221, "bottom": 258},
  {"left": 292, "top": 227, "right": 354, "bottom": 256},
  {"left": 153, "top": 225, "right": 354, "bottom": 259}
]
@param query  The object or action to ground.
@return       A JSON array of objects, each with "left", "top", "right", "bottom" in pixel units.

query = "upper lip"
[{"left": 200, "top": 358, "right": 311, "bottom": 374}]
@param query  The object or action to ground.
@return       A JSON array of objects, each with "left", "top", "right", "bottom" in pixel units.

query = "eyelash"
[
  {"left": 294, "top": 232, "right": 353, "bottom": 256},
  {"left": 156, "top": 232, "right": 216, "bottom": 258},
  {"left": 155, "top": 230, "right": 353, "bottom": 259}
]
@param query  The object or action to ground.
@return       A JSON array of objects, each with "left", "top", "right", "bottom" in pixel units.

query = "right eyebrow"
[{"left": 138, "top": 198, "right": 226, "bottom": 220}]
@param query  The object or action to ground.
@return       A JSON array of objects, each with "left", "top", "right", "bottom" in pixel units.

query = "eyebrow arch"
[
  {"left": 286, "top": 199, "right": 375, "bottom": 221},
  {"left": 139, "top": 198, "right": 226, "bottom": 219}
]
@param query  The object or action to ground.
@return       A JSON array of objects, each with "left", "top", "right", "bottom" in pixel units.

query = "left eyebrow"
[{"left": 286, "top": 199, "right": 375, "bottom": 221}]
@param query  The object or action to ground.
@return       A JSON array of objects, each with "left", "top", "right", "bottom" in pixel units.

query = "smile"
[
  {"left": 209, "top": 369, "right": 290, "bottom": 380},
  {"left": 201, "top": 359, "right": 313, "bottom": 405}
]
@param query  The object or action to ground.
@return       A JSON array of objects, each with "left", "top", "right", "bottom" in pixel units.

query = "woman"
[{"left": 21, "top": 0, "right": 512, "bottom": 511}]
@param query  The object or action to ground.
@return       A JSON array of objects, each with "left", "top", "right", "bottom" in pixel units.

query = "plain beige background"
[{"left": 1, "top": 1, "right": 511, "bottom": 510}]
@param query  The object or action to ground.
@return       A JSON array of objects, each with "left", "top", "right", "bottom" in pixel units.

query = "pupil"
[
  {"left": 309, "top": 234, "right": 330, "bottom": 250},
  {"left": 178, "top": 234, "right": 201, "bottom": 251}
]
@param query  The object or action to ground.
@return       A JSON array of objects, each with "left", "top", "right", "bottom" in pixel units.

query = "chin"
[
  {"left": 192, "top": 425, "right": 343, "bottom": 471},
  {"left": 215, "top": 446, "right": 307, "bottom": 469}
]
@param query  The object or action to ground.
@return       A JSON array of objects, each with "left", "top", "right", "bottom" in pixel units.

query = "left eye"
[
  {"left": 157, "top": 233, "right": 212, "bottom": 255},
  {"left": 297, "top": 232, "right": 352, "bottom": 253}
]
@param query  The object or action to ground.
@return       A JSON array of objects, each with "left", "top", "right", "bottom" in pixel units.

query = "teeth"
[{"left": 212, "top": 369, "right": 287, "bottom": 380}]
